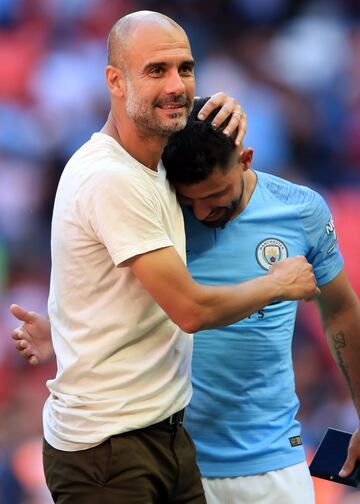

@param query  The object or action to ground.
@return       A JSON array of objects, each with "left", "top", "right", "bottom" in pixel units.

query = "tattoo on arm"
[
  {"left": 333, "top": 331, "right": 346, "bottom": 350},
  {"left": 332, "top": 331, "right": 355, "bottom": 400}
]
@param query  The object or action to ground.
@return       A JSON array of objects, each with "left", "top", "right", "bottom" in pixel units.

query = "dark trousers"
[{"left": 43, "top": 420, "right": 206, "bottom": 503}]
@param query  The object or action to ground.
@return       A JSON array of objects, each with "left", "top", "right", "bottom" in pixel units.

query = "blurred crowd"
[{"left": 1, "top": 0, "right": 360, "bottom": 502}]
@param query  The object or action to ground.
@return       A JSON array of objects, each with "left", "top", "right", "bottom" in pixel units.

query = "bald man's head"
[
  {"left": 105, "top": 10, "right": 194, "bottom": 138},
  {"left": 107, "top": 11, "right": 185, "bottom": 71}
]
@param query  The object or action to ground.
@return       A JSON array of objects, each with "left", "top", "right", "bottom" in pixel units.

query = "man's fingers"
[
  {"left": 13, "top": 337, "right": 38, "bottom": 365},
  {"left": 219, "top": 108, "right": 246, "bottom": 139},
  {"left": 304, "top": 287, "right": 321, "bottom": 301},
  {"left": 339, "top": 429, "right": 360, "bottom": 477},
  {"left": 235, "top": 111, "right": 247, "bottom": 146},
  {"left": 20, "top": 347, "right": 39, "bottom": 366},
  {"left": 339, "top": 456, "right": 355, "bottom": 477},
  {"left": 10, "top": 304, "right": 35, "bottom": 324},
  {"left": 15, "top": 340, "right": 28, "bottom": 351},
  {"left": 29, "top": 355, "right": 39, "bottom": 366},
  {"left": 197, "top": 92, "right": 227, "bottom": 120},
  {"left": 198, "top": 93, "right": 235, "bottom": 127},
  {"left": 21, "top": 347, "right": 34, "bottom": 359},
  {"left": 210, "top": 104, "right": 235, "bottom": 129},
  {"left": 12, "top": 328, "right": 24, "bottom": 341},
  {"left": 197, "top": 93, "right": 247, "bottom": 145}
]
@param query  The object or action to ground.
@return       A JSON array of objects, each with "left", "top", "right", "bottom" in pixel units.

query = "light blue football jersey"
[{"left": 184, "top": 170, "right": 343, "bottom": 477}]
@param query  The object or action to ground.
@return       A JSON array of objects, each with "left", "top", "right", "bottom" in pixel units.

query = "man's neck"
[
  {"left": 231, "top": 169, "right": 257, "bottom": 220},
  {"left": 101, "top": 112, "right": 168, "bottom": 172}
]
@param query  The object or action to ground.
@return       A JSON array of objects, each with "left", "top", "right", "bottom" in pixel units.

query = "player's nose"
[{"left": 192, "top": 201, "right": 211, "bottom": 221}]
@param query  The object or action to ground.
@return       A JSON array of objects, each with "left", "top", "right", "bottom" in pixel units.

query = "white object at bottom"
[{"left": 202, "top": 461, "right": 315, "bottom": 504}]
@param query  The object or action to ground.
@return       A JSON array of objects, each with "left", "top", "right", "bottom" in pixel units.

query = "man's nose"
[
  {"left": 192, "top": 200, "right": 211, "bottom": 221},
  {"left": 164, "top": 70, "right": 186, "bottom": 95}
]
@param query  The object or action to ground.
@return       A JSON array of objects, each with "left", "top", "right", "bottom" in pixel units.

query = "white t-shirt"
[{"left": 44, "top": 132, "right": 192, "bottom": 451}]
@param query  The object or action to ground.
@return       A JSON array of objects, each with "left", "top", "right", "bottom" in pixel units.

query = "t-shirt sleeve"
[
  {"left": 80, "top": 169, "right": 173, "bottom": 266},
  {"left": 301, "top": 189, "right": 343, "bottom": 286}
]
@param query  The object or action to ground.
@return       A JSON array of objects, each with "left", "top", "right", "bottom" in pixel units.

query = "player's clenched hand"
[
  {"left": 10, "top": 304, "right": 54, "bottom": 365},
  {"left": 267, "top": 256, "right": 320, "bottom": 301}
]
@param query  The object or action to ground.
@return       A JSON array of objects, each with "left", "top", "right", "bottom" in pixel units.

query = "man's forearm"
[
  {"left": 321, "top": 291, "right": 360, "bottom": 478},
  {"left": 324, "top": 302, "right": 360, "bottom": 416},
  {"left": 187, "top": 275, "right": 280, "bottom": 333},
  {"left": 182, "top": 257, "right": 318, "bottom": 334}
]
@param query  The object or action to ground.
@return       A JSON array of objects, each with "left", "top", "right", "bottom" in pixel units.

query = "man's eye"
[
  {"left": 150, "top": 67, "right": 163, "bottom": 75},
  {"left": 180, "top": 66, "right": 194, "bottom": 75}
]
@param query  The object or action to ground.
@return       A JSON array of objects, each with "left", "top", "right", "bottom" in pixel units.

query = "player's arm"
[
  {"left": 127, "top": 245, "right": 319, "bottom": 333},
  {"left": 316, "top": 269, "right": 360, "bottom": 476}
]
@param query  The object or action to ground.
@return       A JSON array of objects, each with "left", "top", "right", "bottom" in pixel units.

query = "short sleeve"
[
  {"left": 79, "top": 168, "right": 173, "bottom": 266},
  {"left": 301, "top": 190, "right": 343, "bottom": 286}
]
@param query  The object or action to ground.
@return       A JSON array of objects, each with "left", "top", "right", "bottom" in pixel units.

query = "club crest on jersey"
[{"left": 256, "top": 238, "right": 288, "bottom": 270}]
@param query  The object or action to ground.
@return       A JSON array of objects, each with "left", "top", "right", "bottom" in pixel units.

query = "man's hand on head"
[{"left": 196, "top": 92, "right": 247, "bottom": 146}]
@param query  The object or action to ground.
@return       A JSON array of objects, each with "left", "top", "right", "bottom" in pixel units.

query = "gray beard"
[
  {"left": 129, "top": 111, "right": 188, "bottom": 138},
  {"left": 125, "top": 85, "right": 192, "bottom": 138}
]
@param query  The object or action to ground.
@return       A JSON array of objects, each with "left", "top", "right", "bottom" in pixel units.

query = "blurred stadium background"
[{"left": 1, "top": 0, "right": 360, "bottom": 502}]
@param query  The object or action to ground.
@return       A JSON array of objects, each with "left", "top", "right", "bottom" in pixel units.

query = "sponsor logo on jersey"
[
  {"left": 325, "top": 216, "right": 337, "bottom": 240},
  {"left": 325, "top": 216, "right": 338, "bottom": 254},
  {"left": 289, "top": 435, "right": 302, "bottom": 447},
  {"left": 256, "top": 238, "right": 288, "bottom": 270}
]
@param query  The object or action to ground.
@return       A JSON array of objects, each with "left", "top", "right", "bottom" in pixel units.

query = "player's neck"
[{"left": 231, "top": 169, "right": 257, "bottom": 220}]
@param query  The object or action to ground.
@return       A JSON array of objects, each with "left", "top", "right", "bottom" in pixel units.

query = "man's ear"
[
  {"left": 105, "top": 65, "right": 125, "bottom": 98},
  {"left": 239, "top": 148, "right": 254, "bottom": 170}
]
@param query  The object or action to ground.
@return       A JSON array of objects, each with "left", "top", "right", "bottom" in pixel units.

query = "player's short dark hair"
[{"left": 162, "top": 97, "right": 238, "bottom": 186}]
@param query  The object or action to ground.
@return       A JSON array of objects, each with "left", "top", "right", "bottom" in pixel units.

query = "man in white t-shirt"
[{"left": 10, "top": 10, "right": 319, "bottom": 504}]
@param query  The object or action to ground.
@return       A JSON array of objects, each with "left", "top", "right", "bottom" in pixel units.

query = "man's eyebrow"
[
  {"left": 143, "top": 61, "right": 166, "bottom": 72},
  {"left": 177, "top": 186, "right": 230, "bottom": 201},
  {"left": 143, "top": 59, "right": 195, "bottom": 72},
  {"left": 199, "top": 186, "right": 229, "bottom": 200},
  {"left": 179, "top": 59, "right": 195, "bottom": 68}
]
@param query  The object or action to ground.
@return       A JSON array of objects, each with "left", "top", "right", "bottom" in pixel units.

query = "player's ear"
[
  {"left": 105, "top": 65, "right": 125, "bottom": 98},
  {"left": 239, "top": 148, "right": 253, "bottom": 170}
]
